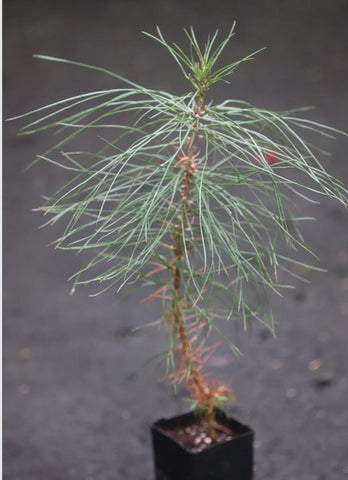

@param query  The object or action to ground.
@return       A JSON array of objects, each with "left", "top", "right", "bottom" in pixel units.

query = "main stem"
[{"left": 170, "top": 80, "right": 217, "bottom": 440}]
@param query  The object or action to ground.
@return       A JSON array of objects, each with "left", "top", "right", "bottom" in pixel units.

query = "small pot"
[{"left": 151, "top": 410, "right": 254, "bottom": 480}]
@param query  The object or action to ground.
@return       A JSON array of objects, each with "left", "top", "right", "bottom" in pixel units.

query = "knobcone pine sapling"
[{"left": 10, "top": 25, "right": 347, "bottom": 443}]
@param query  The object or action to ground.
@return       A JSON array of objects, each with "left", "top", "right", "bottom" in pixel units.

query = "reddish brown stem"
[{"left": 169, "top": 81, "right": 218, "bottom": 441}]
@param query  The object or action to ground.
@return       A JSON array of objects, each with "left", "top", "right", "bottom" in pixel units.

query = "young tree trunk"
[{"left": 169, "top": 79, "right": 218, "bottom": 441}]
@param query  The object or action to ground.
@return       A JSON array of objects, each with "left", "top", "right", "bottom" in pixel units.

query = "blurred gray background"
[{"left": 3, "top": 1, "right": 348, "bottom": 479}]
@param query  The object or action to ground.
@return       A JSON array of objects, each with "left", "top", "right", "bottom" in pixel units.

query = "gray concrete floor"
[{"left": 3, "top": 1, "right": 348, "bottom": 479}]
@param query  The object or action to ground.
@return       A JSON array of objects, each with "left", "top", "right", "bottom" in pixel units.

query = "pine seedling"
[{"left": 10, "top": 25, "right": 347, "bottom": 440}]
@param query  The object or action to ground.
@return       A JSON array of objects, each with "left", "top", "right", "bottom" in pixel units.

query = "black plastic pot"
[{"left": 151, "top": 410, "right": 254, "bottom": 480}]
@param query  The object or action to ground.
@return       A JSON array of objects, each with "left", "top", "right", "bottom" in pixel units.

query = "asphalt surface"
[{"left": 3, "top": 1, "right": 348, "bottom": 479}]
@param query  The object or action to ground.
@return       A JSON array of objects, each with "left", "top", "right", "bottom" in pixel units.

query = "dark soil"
[
  {"left": 3, "top": 1, "right": 348, "bottom": 479},
  {"left": 162, "top": 419, "right": 235, "bottom": 453}
]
